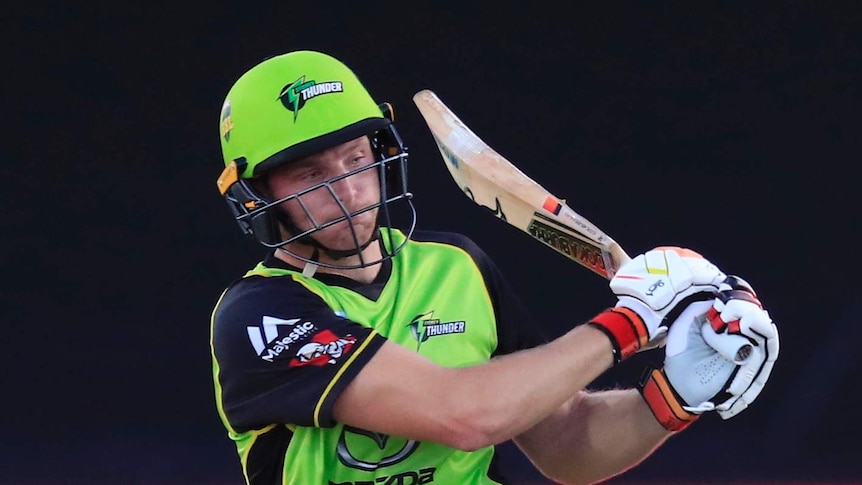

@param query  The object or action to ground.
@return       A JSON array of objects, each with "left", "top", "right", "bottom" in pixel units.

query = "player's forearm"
[
  {"left": 333, "top": 324, "right": 616, "bottom": 451},
  {"left": 515, "top": 389, "right": 671, "bottom": 485},
  {"left": 444, "top": 324, "right": 615, "bottom": 449}
]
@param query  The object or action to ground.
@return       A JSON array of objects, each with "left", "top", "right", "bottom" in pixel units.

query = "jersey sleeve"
[{"left": 211, "top": 275, "right": 386, "bottom": 432}]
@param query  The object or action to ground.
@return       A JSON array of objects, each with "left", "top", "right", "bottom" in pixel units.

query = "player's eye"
[
  {"left": 300, "top": 168, "right": 324, "bottom": 181},
  {"left": 355, "top": 150, "right": 377, "bottom": 166}
]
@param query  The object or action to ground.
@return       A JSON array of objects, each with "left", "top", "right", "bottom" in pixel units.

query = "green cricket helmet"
[{"left": 216, "top": 50, "right": 415, "bottom": 268}]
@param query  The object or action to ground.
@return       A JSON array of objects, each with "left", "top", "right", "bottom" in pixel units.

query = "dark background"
[{"left": 4, "top": 3, "right": 861, "bottom": 484}]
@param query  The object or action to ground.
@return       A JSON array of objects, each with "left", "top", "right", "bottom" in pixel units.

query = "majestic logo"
[
  {"left": 220, "top": 100, "right": 234, "bottom": 141},
  {"left": 407, "top": 312, "right": 466, "bottom": 351},
  {"left": 246, "top": 316, "right": 316, "bottom": 362},
  {"left": 289, "top": 329, "right": 357, "bottom": 367},
  {"left": 278, "top": 76, "right": 344, "bottom": 121}
]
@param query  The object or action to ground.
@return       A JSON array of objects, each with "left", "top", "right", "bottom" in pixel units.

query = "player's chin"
[{"left": 316, "top": 218, "right": 377, "bottom": 248}]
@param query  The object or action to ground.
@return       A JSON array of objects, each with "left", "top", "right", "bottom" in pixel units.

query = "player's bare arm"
[
  {"left": 514, "top": 389, "right": 669, "bottom": 485},
  {"left": 333, "top": 323, "right": 615, "bottom": 451}
]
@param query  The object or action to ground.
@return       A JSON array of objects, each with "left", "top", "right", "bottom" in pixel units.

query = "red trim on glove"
[
  {"left": 707, "top": 307, "right": 743, "bottom": 334},
  {"left": 709, "top": 284, "right": 762, "bottom": 334},
  {"left": 587, "top": 307, "right": 648, "bottom": 363},
  {"left": 707, "top": 307, "right": 725, "bottom": 332},
  {"left": 639, "top": 368, "right": 699, "bottom": 432}
]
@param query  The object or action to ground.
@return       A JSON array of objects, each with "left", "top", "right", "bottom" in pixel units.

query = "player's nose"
[{"left": 332, "top": 170, "right": 361, "bottom": 206}]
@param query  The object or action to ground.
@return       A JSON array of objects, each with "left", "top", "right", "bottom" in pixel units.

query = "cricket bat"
[
  {"left": 413, "top": 89, "right": 755, "bottom": 364},
  {"left": 412, "top": 89, "right": 630, "bottom": 279}
]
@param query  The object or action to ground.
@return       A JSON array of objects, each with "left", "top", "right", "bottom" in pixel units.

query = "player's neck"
[
  {"left": 319, "top": 262, "right": 382, "bottom": 284},
  {"left": 275, "top": 244, "right": 383, "bottom": 284}
]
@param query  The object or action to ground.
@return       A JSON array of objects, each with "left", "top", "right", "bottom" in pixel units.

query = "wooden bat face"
[{"left": 412, "top": 89, "right": 629, "bottom": 279}]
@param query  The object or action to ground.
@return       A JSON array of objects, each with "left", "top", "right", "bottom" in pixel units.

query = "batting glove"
[
  {"left": 703, "top": 276, "right": 779, "bottom": 419},
  {"left": 640, "top": 277, "right": 780, "bottom": 431},
  {"left": 588, "top": 246, "right": 725, "bottom": 364}
]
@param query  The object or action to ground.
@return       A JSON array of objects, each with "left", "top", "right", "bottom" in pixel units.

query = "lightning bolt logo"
[
  {"left": 278, "top": 76, "right": 316, "bottom": 121},
  {"left": 407, "top": 311, "right": 434, "bottom": 350}
]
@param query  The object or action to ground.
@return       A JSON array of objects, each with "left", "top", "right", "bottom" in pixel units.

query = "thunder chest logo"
[{"left": 407, "top": 311, "right": 466, "bottom": 351}]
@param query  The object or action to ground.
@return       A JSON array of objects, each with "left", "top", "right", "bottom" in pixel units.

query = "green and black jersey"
[{"left": 210, "top": 229, "right": 544, "bottom": 484}]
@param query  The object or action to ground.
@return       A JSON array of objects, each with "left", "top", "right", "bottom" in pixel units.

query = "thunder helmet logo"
[{"left": 278, "top": 76, "right": 344, "bottom": 121}]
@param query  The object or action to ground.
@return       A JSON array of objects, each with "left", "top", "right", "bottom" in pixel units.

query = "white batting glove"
[
  {"left": 703, "top": 276, "right": 780, "bottom": 419},
  {"left": 640, "top": 276, "right": 780, "bottom": 431},
  {"left": 589, "top": 246, "right": 725, "bottom": 364}
]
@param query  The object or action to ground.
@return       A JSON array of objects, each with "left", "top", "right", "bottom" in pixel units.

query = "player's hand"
[
  {"left": 588, "top": 246, "right": 725, "bottom": 363},
  {"left": 702, "top": 276, "right": 779, "bottom": 419},
  {"left": 640, "top": 279, "right": 779, "bottom": 430},
  {"left": 638, "top": 300, "right": 730, "bottom": 431}
]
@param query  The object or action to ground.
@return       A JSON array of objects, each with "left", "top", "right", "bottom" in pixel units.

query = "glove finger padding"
[
  {"left": 711, "top": 316, "right": 779, "bottom": 419},
  {"left": 704, "top": 277, "right": 780, "bottom": 419}
]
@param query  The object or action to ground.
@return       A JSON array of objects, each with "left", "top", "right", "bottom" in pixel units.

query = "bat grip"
[{"left": 698, "top": 315, "right": 754, "bottom": 364}]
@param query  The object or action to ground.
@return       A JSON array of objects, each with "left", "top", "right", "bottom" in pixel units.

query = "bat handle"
[
  {"left": 698, "top": 315, "right": 754, "bottom": 364},
  {"left": 603, "top": 242, "right": 631, "bottom": 280}
]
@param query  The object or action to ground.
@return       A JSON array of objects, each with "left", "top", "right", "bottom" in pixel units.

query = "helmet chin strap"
[{"left": 301, "top": 248, "right": 320, "bottom": 278}]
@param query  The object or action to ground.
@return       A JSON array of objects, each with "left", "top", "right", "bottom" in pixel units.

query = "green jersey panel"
[{"left": 212, "top": 229, "right": 542, "bottom": 484}]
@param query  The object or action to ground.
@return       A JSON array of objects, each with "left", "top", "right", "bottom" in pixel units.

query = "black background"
[{"left": 4, "top": 3, "right": 861, "bottom": 484}]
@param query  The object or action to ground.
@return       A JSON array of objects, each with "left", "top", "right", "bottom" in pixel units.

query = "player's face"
[{"left": 265, "top": 136, "right": 381, "bottom": 250}]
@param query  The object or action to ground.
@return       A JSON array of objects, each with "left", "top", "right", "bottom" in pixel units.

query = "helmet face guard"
[
  {"left": 216, "top": 51, "right": 417, "bottom": 268},
  {"left": 217, "top": 123, "right": 415, "bottom": 269}
]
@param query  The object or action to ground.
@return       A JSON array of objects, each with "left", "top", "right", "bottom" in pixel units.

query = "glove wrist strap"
[
  {"left": 586, "top": 307, "right": 647, "bottom": 364},
  {"left": 638, "top": 367, "right": 699, "bottom": 432}
]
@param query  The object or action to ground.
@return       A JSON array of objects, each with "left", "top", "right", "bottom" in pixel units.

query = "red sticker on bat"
[{"left": 543, "top": 196, "right": 562, "bottom": 215}]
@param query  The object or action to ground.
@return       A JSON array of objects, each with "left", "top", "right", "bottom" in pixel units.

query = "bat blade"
[{"left": 412, "top": 89, "right": 629, "bottom": 279}]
